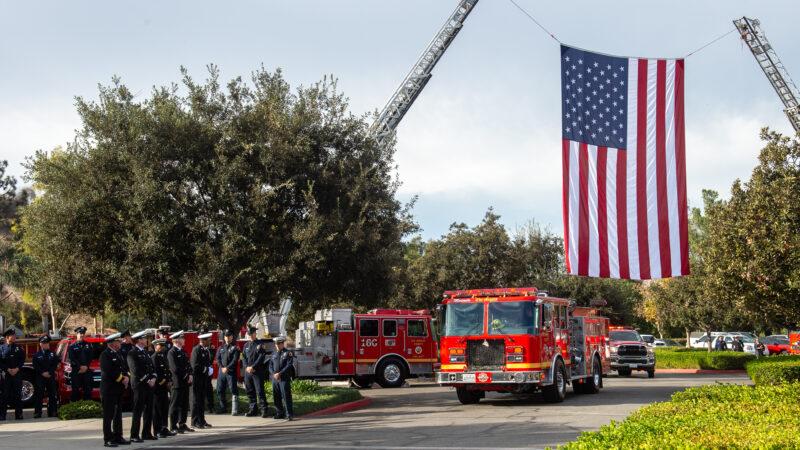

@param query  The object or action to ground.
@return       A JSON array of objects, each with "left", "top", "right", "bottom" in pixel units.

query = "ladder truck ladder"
[
  {"left": 371, "top": 0, "right": 480, "bottom": 147},
  {"left": 734, "top": 17, "right": 800, "bottom": 135}
]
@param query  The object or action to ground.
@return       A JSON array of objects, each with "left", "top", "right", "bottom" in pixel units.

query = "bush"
[
  {"left": 654, "top": 348, "right": 754, "bottom": 370},
  {"left": 746, "top": 355, "right": 800, "bottom": 385},
  {"left": 561, "top": 383, "right": 800, "bottom": 449},
  {"left": 699, "top": 352, "right": 755, "bottom": 370},
  {"left": 291, "top": 379, "right": 321, "bottom": 394},
  {"left": 238, "top": 385, "right": 362, "bottom": 416},
  {"left": 59, "top": 400, "right": 103, "bottom": 420}
]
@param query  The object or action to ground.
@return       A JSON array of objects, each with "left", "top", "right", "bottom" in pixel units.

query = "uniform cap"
[
  {"left": 3, "top": 328, "right": 17, "bottom": 337},
  {"left": 157, "top": 326, "right": 170, "bottom": 334},
  {"left": 152, "top": 338, "right": 167, "bottom": 346},
  {"left": 120, "top": 330, "right": 131, "bottom": 338},
  {"left": 247, "top": 327, "right": 258, "bottom": 335},
  {"left": 275, "top": 336, "right": 286, "bottom": 344},
  {"left": 74, "top": 326, "right": 87, "bottom": 334},
  {"left": 223, "top": 329, "right": 234, "bottom": 337},
  {"left": 105, "top": 332, "right": 123, "bottom": 343},
  {"left": 39, "top": 335, "right": 51, "bottom": 343},
  {"left": 132, "top": 330, "right": 148, "bottom": 340},
  {"left": 198, "top": 333, "right": 212, "bottom": 339},
  {"left": 171, "top": 330, "right": 185, "bottom": 339}
]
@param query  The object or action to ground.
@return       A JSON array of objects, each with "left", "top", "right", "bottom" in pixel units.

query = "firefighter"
[
  {"left": 99, "top": 332, "right": 130, "bottom": 447},
  {"left": 68, "top": 326, "right": 94, "bottom": 401},
  {"left": 167, "top": 330, "right": 194, "bottom": 434},
  {"left": 32, "top": 335, "right": 60, "bottom": 418},
  {"left": 269, "top": 336, "right": 295, "bottom": 421},
  {"left": 150, "top": 327, "right": 172, "bottom": 356},
  {"left": 241, "top": 327, "right": 268, "bottom": 418},
  {"left": 215, "top": 329, "right": 240, "bottom": 415},
  {"left": 119, "top": 330, "right": 133, "bottom": 361},
  {"left": 0, "top": 328, "right": 26, "bottom": 421},
  {"left": 128, "top": 330, "right": 157, "bottom": 442},
  {"left": 203, "top": 331, "right": 216, "bottom": 414},
  {"left": 190, "top": 333, "right": 213, "bottom": 429},
  {"left": 151, "top": 338, "right": 175, "bottom": 438}
]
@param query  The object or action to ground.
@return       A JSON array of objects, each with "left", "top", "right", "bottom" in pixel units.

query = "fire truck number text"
[{"left": 361, "top": 339, "right": 378, "bottom": 347}]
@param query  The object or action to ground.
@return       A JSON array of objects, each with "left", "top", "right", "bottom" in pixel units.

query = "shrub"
[
  {"left": 655, "top": 348, "right": 754, "bottom": 370},
  {"left": 59, "top": 400, "right": 103, "bottom": 420},
  {"left": 746, "top": 355, "right": 800, "bottom": 385},
  {"left": 561, "top": 383, "right": 800, "bottom": 449},
  {"left": 291, "top": 379, "right": 321, "bottom": 394},
  {"left": 699, "top": 352, "right": 755, "bottom": 370}
]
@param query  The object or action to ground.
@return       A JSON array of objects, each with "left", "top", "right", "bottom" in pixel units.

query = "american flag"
[{"left": 560, "top": 45, "right": 689, "bottom": 280}]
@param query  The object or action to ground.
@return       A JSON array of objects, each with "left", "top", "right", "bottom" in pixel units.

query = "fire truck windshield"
[
  {"left": 443, "top": 303, "right": 484, "bottom": 337},
  {"left": 488, "top": 301, "right": 538, "bottom": 336}
]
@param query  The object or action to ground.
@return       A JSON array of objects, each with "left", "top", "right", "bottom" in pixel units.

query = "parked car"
[
  {"left": 690, "top": 333, "right": 725, "bottom": 349},
  {"left": 653, "top": 339, "right": 682, "bottom": 347},
  {"left": 761, "top": 335, "right": 791, "bottom": 355},
  {"left": 640, "top": 334, "right": 656, "bottom": 345}
]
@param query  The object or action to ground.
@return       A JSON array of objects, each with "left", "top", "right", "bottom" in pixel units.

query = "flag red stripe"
[
  {"left": 656, "top": 60, "right": 671, "bottom": 278},
  {"left": 636, "top": 59, "right": 651, "bottom": 280},
  {"left": 578, "top": 143, "right": 590, "bottom": 276},
  {"left": 597, "top": 146, "right": 609, "bottom": 278},
  {"left": 562, "top": 139, "right": 571, "bottom": 274},
  {"left": 616, "top": 149, "right": 629, "bottom": 279},
  {"left": 674, "top": 60, "right": 690, "bottom": 275}
]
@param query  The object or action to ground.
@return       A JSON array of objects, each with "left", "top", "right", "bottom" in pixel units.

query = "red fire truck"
[
  {"left": 294, "top": 308, "right": 437, "bottom": 388},
  {"left": 436, "top": 288, "right": 610, "bottom": 404},
  {"left": 790, "top": 331, "right": 800, "bottom": 355}
]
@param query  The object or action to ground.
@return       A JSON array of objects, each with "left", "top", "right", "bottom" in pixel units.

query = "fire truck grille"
[
  {"left": 618, "top": 345, "right": 647, "bottom": 356},
  {"left": 467, "top": 339, "right": 505, "bottom": 370}
]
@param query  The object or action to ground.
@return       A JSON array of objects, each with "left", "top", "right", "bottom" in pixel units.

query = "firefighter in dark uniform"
[
  {"left": 32, "top": 335, "right": 61, "bottom": 418},
  {"left": 190, "top": 333, "right": 213, "bottom": 428},
  {"left": 151, "top": 338, "right": 174, "bottom": 438},
  {"left": 119, "top": 330, "right": 133, "bottom": 362},
  {"left": 0, "top": 328, "right": 26, "bottom": 421},
  {"left": 127, "top": 330, "right": 157, "bottom": 442},
  {"left": 167, "top": 330, "right": 194, "bottom": 434},
  {"left": 241, "top": 327, "right": 268, "bottom": 417},
  {"left": 270, "top": 336, "right": 295, "bottom": 420},
  {"left": 68, "top": 326, "right": 94, "bottom": 401},
  {"left": 99, "top": 332, "right": 130, "bottom": 447},
  {"left": 205, "top": 336, "right": 216, "bottom": 414},
  {"left": 215, "top": 329, "right": 240, "bottom": 415},
  {"left": 150, "top": 327, "right": 172, "bottom": 356}
]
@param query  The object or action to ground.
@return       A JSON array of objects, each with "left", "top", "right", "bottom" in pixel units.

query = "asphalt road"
[{"left": 140, "top": 372, "right": 749, "bottom": 450}]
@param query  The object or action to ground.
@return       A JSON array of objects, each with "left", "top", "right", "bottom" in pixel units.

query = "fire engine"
[
  {"left": 790, "top": 331, "right": 800, "bottom": 355},
  {"left": 436, "top": 288, "right": 610, "bottom": 404},
  {"left": 294, "top": 308, "right": 437, "bottom": 388}
]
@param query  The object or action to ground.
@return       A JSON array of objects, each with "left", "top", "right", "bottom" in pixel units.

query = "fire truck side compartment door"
[{"left": 336, "top": 330, "right": 355, "bottom": 375}]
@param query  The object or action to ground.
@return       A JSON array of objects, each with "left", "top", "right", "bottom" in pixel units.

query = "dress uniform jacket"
[
  {"left": 99, "top": 347, "right": 128, "bottom": 443},
  {"left": 68, "top": 339, "right": 95, "bottom": 400},
  {"left": 167, "top": 345, "right": 192, "bottom": 430},
  {"left": 32, "top": 347, "right": 60, "bottom": 417},
  {"left": 190, "top": 344, "right": 212, "bottom": 426},
  {"left": 128, "top": 346, "right": 157, "bottom": 438},
  {"left": 0, "top": 341, "right": 26, "bottom": 419},
  {"left": 151, "top": 350, "right": 172, "bottom": 435}
]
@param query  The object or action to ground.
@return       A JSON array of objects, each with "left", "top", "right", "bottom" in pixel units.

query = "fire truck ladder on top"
[
  {"left": 734, "top": 16, "right": 800, "bottom": 135},
  {"left": 370, "top": 0, "right": 480, "bottom": 148}
]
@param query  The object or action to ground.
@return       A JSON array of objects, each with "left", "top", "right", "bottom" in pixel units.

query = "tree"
[{"left": 19, "top": 66, "right": 409, "bottom": 331}]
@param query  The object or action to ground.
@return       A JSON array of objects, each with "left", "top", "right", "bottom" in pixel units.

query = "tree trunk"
[
  {"left": 47, "top": 296, "right": 57, "bottom": 335},
  {"left": 706, "top": 329, "right": 712, "bottom": 353},
  {"left": 685, "top": 326, "right": 691, "bottom": 348},
  {"left": 93, "top": 316, "right": 98, "bottom": 335},
  {"left": 100, "top": 314, "right": 104, "bottom": 335}
]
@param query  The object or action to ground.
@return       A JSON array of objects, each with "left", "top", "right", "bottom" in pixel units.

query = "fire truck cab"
[
  {"left": 295, "top": 308, "right": 437, "bottom": 388},
  {"left": 436, "top": 288, "right": 611, "bottom": 404}
]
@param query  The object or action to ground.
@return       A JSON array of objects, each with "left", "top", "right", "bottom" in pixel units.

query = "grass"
[{"left": 224, "top": 384, "right": 363, "bottom": 416}]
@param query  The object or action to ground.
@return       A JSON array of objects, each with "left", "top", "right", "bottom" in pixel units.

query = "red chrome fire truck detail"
[
  {"left": 436, "top": 288, "right": 611, "bottom": 404},
  {"left": 294, "top": 308, "right": 437, "bottom": 388}
]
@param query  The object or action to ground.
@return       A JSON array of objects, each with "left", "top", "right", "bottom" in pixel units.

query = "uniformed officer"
[
  {"left": 68, "top": 326, "right": 94, "bottom": 401},
  {"left": 269, "top": 336, "right": 295, "bottom": 420},
  {"left": 0, "top": 328, "right": 26, "bottom": 421},
  {"left": 167, "top": 330, "right": 194, "bottom": 434},
  {"left": 128, "top": 330, "right": 157, "bottom": 442},
  {"left": 119, "top": 330, "right": 133, "bottom": 362},
  {"left": 151, "top": 338, "right": 175, "bottom": 438},
  {"left": 149, "top": 327, "right": 172, "bottom": 356},
  {"left": 99, "top": 332, "right": 130, "bottom": 447},
  {"left": 190, "top": 333, "right": 213, "bottom": 429},
  {"left": 241, "top": 327, "right": 268, "bottom": 418},
  {"left": 205, "top": 337, "right": 216, "bottom": 414},
  {"left": 215, "top": 329, "right": 240, "bottom": 415},
  {"left": 32, "top": 335, "right": 60, "bottom": 418}
]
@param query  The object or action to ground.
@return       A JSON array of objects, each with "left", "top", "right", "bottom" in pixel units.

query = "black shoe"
[
  {"left": 273, "top": 414, "right": 285, "bottom": 419},
  {"left": 194, "top": 423, "right": 206, "bottom": 429},
  {"left": 261, "top": 411, "right": 269, "bottom": 418},
  {"left": 34, "top": 413, "right": 42, "bottom": 419},
  {"left": 286, "top": 416, "right": 294, "bottom": 421},
  {"left": 245, "top": 410, "right": 258, "bottom": 417},
  {"left": 142, "top": 435, "right": 158, "bottom": 441},
  {"left": 115, "top": 438, "right": 131, "bottom": 445},
  {"left": 157, "top": 432, "right": 170, "bottom": 438},
  {"left": 130, "top": 437, "right": 143, "bottom": 443},
  {"left": 162, "top": 428, "right": 177, "bottom": 436},
  {"left": 104, "top": 442, "right": 118, "bottom": 448},
  {"left": 179, "top": 425, "right": 195, "bottom": 433},
  {"left": 15, "top": 415, "right": 23, "bottom": 420},
  {"left": 172, "top": 428, "right": 184, "bottom": 434},
  {"left": 202, "top": 422, "right": 212, "bottom": 428}
]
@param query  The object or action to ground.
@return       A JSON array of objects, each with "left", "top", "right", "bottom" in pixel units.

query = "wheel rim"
[
  {"left": 557, "top": 367, "right": 565, "bottom": 394},
  {"left": 593, "top": 364, "right": 601, "bottom": 386},
  {"left": 21, "top": 379, "right": 34, "bottom": 403},
  {"left": 383, "top": 363, "right": 401, "bottom": 384}
]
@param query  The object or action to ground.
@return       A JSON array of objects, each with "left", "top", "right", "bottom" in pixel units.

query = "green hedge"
[
  {"left": 235, "top": 386, "right": 362, "bottom": 416},
  {"left": 560, "top": 383, "right": 800, "bottom": 449},
  {"left": 746, "top": 355, "right": 800, "bottom": 385},
  {"left": 59, "top": 400, "right": 103, "bottom": 420},
  {"left": 655, "top": 348, "right": 754, "bottom": 370}
]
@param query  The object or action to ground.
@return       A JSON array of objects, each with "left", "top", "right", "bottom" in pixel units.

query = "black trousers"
[
  {"left": 34, "top": 374, "right": 59, "bottom": 416},
  {"left": 130, "top": 383, "right": 154, "bottom": 438},
  {"left": 272, "top": 378, "right": 294, "bottom": 417},
  {"left": 0, "top": 372, "right": 23, "bottom": 418},
  {"left": 152, "top": 388, "right": 170, "bottom": 435},
  {"left": 71, "top": 370, "right": 93, "bottom": 401},
  {"left": 205, "top": 373, "right": 215, "bottom": 411},
  {"left": 102, "top": 390, "right": 123, "bottom": 443},
  {"left": 216, "top": 372, "right": 239, "bottom": 410},
  {"left": 168, "top": 385, "right": 189, "bottom": 429},
  {"left": 244, "top": 372, "right": 267, "bottom": 412},
  {"left": 190, "top": 375, "right": 207, "bottom": 426}
]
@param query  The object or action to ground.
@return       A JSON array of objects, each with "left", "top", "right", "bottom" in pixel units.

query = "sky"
[{"left": 1, "top": 1, "right": 798, "bottom": 241}]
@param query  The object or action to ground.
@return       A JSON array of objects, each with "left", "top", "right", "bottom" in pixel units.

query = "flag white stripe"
[
  {"left": 664, "top": 60, "right": 681, "bottom": 277},
  {"left": 606, "top": 147, "right": 619, "bottom": 279},
  {"left": 645, "top": 59, "right": 661, "bottom": 278},
  {"left": 568, "top": 141, "right": 580, "bottom": 276},
  {"left": 626, "top": 58, "right": 640, "bottom": 280},
  {"left": 587, "top": 145, "right": 600, "bottom": 277}
]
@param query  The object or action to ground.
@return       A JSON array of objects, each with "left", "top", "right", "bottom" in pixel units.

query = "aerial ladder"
[
  {"left": 249, "top": 0, "right": 480, "bottom": 338},
  {"left": 734, "top": 17, "right": 800, "bottom": 135}
]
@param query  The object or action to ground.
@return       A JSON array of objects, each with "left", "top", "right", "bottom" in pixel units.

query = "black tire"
[
  {"left": 543, "top": 359, "right": 567, "bottom": 403},
  {"left": 351, "top": 376, "right": 373, "bottom": 389},
  {"left": 618, "top": 368, "right": 632, "bottom": 377},
  {"left": 375, "top": 358, "right": 406, "bottom": 388},
  {"left": 584, "top": 357, "right": 602, "bottom": 394},
  {"left": 781, "top": 350, "right": 789, "bottom": 355},
  {"left": 21, "top": 372, "right": 36, "bottom": 408},
  {"left": 456, "top": 386, "right": 482, "bottom": 404},
  {"left": 647, "top": 369, "right": 655, "bottom": 378}
]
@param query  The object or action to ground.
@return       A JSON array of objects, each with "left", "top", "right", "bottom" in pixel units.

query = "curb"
[
  {"left": 299, "top": 397, "right": 372, "bottom": 418},
  {"left": 657, "top": 368, "right": 748, "bottom": 374}
]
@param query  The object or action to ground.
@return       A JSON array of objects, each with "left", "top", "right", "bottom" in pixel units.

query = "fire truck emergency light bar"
[{"left": 442, "top": 287, "right": 539, "bottom": 299}]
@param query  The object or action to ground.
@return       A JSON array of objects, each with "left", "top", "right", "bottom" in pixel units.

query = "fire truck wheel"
[
  {"left": 543, "top": 360, "right": 567, "bottom": 403},
  {"left": 375, "top": 358, "right": 406, "bottom": 388},
  {"left": 584, "top": 357, "right": 602, "bottom": 394},
  {"left": 21, "top": 372, "right": 36, "bottom": 407},
  {"left": 455, "top": 386, "right": 482, "bottom": 404},
  {"left": 351, "top": 376, "right": 374, "bottom": 389}
]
